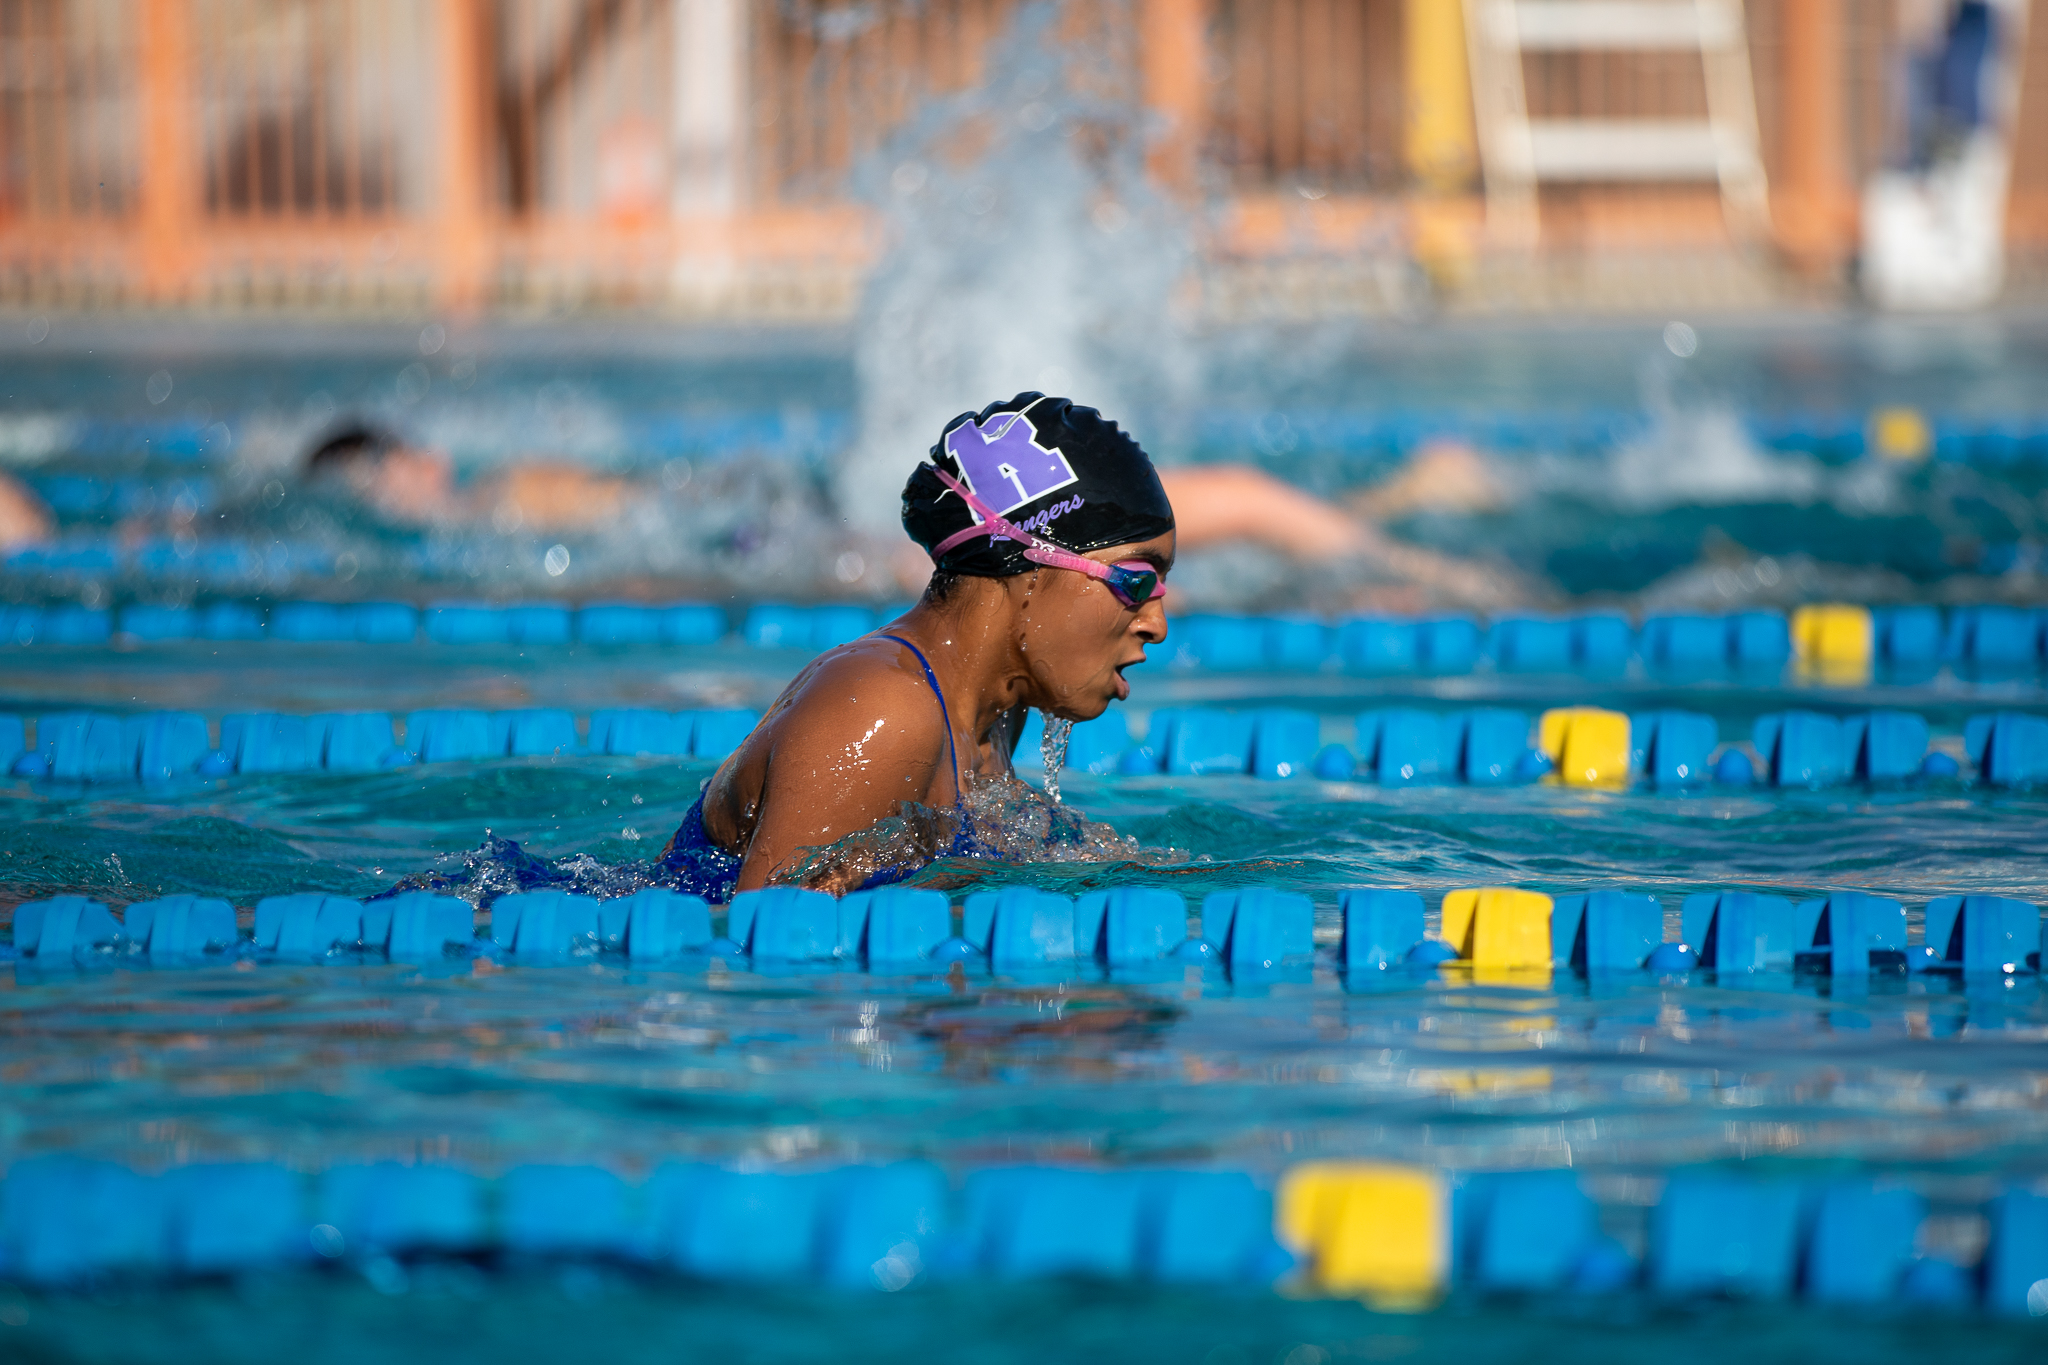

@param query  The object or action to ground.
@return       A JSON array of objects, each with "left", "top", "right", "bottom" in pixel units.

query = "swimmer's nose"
[{"left": 1132, "top": 600, "right": 1167, "bottom": 645}]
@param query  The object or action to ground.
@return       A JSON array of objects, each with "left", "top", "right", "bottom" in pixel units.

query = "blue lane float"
[
  {"left": 503, "top": 603, "right": 573, "bottom": 644},
  {"left": 1753, "top": 709, "right": 1938, "bottom": 786},
  {"left": 493, "top": 890, "right": 601, "bottom": 956},
  {"left": 1337, "top": 889, "right": 1427, "bottom": 970},
  {"left": 1651, "top": 1175, "right": 1802, "bottom": 1298},
  {"left": 123, "top": 895, "right": 239, "bottom": 958},
  {"left": 1155, "top": 708, "right": 1256, "bottom": 777},
  {"left": 368, "top": 891, "right": 476, "bottom": 958},
  {"left": 1445, "top": 708, "right": 1532, "bottom": 785},
  {"left": 1200, "top": 888, "right": 1313, "bottom": 970},
  {"left": 965, "top": 887, "right": 1080, "bottom": 968},
  {"left": 1795, "top": 891, "right": 1907, "bottom": 975},
  {"left": 406, "top": 709, "right": 495, "bottom": 763},
  {"left": 1249, "top": 709, "right": 1319, "bottom": 780},
  {"left": 9, "top": 896, "right": 124, "bottom": 959},
  {"left": 1682, "top": 891, "right": 1798, "bottom": 972},
  {"left": 578, "top": 603, "right": 664, "bottom": 645},
  {"left": 5, "top": 602, "right": 2045, "bottom": 692},
  {"left": 17, "top": 881, "right": 2036, "bottom": 984},
  {"left": 1966, "top": 711, "right": 2048, "bottom": 786},
  {"left": 612, "top": 887, "right": 714, "bottom": 960},
  {"left": 1921, "top": 894, "right": 2041, "bottom": 973},
  {"left": 0, "top": 1152, "right": 2040, "bottom": 1311},
  {"left": 254, "top": 893, "right": 364, "bottom": 957},
  {"left": 131, "top": 713, "right": 214, "bottom": 781},
  {"left": 587, "top": 708, "right": 688, "bottom": 757},
  {"left": 3, "top": 705, "right": 765, "bottom": 781},
  {"left": 729, "top": 886, "right": 840, "bottom": 962},
  {"left": 1458, "top": 1170, "right": 1605, "bottom": 1290},
  {"left": 1805, "top": 1183, "right": 1925, "bottom": 1305},
  {"left": 838, "top": 886, "right": 954, "bottom": 965},
  {"left": 1551, "top": 889, "right": 1662, "bottom": 970},
  {"left": 424, "top": 603, "right": 511, "bottom": 645},
  {"left": 489, "top": 708, "right": 578, "bottom": 758},
  {"left": 1071, "top": 887, "right": 1187, "bottom": 967},
  {"left": 1487, "top": 617, "right": 1571, "bottom": 672},
  {"left": 1944, "top": 604, "right": 2043, "bottom": 665},
  {"left": 1630, "top": 710, "right": 1716, "bottom": 787}
]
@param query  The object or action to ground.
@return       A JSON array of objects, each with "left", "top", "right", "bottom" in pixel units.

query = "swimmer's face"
[{"left": 1011, "top": 530, "right": 1174, "bottom": 721}]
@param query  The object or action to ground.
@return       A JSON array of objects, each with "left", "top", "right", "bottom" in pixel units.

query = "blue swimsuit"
[{"left": 656, "top": 634, "right": 975, "bottom": 902}]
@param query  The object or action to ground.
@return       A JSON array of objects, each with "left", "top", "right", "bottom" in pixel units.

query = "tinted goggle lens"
[{"left": 1104, "top": 562, "right": 1163, "bottom": 607}]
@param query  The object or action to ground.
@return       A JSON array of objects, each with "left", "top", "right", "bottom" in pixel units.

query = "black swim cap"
[{"left": 900, "top": 393, "right": 1175, "bottom": 577}]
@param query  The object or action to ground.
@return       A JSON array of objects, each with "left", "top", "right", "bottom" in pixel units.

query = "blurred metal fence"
[
  {"left": 0, "top": 0, "right": 2042, "bottom": 314},
  {"left": 198, "top": 0, "right": 431, "bottom": 219},
  {"left": 1208, "top": 0, "right": 1406, "bottom": 193}
]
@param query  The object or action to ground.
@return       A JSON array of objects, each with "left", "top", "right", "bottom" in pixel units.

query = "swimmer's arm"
[{"left": 733, "top": 665, "right": 951, "bottom": 894}]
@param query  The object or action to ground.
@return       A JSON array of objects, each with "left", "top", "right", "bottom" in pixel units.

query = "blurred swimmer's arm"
[
  {"left": 725, "top": 651, "right": 954, "bottom": 894},
  {"left": 484, "top": 464, "right": 633, "bottom": 534},
  {"left": 1157, "top": 446, "right": 1504, "bottom": 557},
  {"left": 1157, "top": 465, "right": 1367, "bottom": 556},
  {"left": 0, "top": 473, "right": 53, "bottom": 551},
  {"left": 1155, "top": 454, "right": 1524, "bottom": 610}
]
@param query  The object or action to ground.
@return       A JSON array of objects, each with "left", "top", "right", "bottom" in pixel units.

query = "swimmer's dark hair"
[
  {"left": 305, "top": 421, "right": 400, "bottom": 477},
  {"left": 922, "top": 569, "right": 1028, "bottom": 606}
]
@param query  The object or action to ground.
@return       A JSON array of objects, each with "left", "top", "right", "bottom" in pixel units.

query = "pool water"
[
  {"left": 3, "top": 642, "right": 2047, "bottom": 1363},
  {"left": 8, "top": 314, "right": 2048, "bottom": 609},
  {"left": 5, "top": 314, "right": 2048, "bottom": 1358}
]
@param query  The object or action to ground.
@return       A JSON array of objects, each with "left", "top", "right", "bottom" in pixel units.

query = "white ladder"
[{"left": 1462, "top": 0, "right": 1771, "bottom": 243}]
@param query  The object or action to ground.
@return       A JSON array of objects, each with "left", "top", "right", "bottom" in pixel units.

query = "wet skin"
[{"left": 697, "top": 531, "right": 1175, "bottom": 892}]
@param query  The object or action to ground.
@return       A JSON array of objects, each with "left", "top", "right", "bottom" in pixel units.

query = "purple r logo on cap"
[{"left": 943, "top": 408, "right": 1079, "bottom": 516}]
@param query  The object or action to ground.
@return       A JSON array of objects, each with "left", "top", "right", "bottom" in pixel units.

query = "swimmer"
[
  {"left": 0, "top": 471, "right": 53, "bottom": 552},
  {"left": 304, "top": 421, "right": 632, "bottom": 532},
  {"left": 1158, "top": 439, "right": 1525, "bottom": 609},
  {"left": 658, "top": 392, "right": 1174, "bottom": 898}
]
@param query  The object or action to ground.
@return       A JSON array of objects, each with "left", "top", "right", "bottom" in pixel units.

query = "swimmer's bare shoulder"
[{"left": 703, "top": 634, "right": 955, "bottom": 889}]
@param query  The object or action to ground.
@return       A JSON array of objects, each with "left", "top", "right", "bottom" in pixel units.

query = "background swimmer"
[
  {"left": 0, "top": 471, "right": 52, "bottom": 552},
  {"left": 661, "top": 393, "right": 1175, "bottom": 898},
  {"left": 1158, "top": 439, "right": 1528, "bottom": 611},
  {"left": 303, "top": 420, "right": 635, "bottom": 533}
]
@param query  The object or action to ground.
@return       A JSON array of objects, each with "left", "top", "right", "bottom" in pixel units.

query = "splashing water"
[
  {"left": 1039, "top": 713, "right": 1074, "bottom": 803},
  {"left": 779, "top": 772, "right": 1181, "bottom": 894},
  {"left": 389, "top": 833, "right": 671, "bottom": 908},
  {"left": 836, "top": 0, "right": 1198, "bottom": 540},
  {"left": 393, "top": 769, "right": 1183, "bottom": 910}
]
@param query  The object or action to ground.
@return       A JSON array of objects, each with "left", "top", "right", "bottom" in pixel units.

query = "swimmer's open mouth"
[{"left": 1113, "top": 656, "right": 1142, "bottom": 699}]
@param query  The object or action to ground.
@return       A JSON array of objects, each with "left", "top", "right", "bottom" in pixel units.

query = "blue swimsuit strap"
[{"left": 878, "top": 633, "right": 961, "bottom": 800}]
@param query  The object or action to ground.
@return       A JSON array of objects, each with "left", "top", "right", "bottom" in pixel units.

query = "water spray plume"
[{"left": 838, "top": 0, "right": 1199, "bottom": 552}]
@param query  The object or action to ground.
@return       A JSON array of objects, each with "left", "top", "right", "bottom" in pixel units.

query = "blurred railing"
[
  {"left": 0, "top": 0, "right": 2042, "bottom": 314},
  {"left": 1207, "top": 0, "right": 1406, "bottom": 193}
]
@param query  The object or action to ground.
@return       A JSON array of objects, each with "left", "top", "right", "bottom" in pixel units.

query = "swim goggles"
[{"left": 925, "top": 464, "right": 1167, "bottom": 609}]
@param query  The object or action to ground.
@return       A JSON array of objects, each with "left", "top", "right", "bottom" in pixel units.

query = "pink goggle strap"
[
  {"left": 927, "top": 464, "right": 1058, "bottom": 559},
  {"left": 923, "top": 464, "right": 1164, "bottom": 600}
]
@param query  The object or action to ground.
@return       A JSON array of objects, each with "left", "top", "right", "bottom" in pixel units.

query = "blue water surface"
[
  {"left": 3, "top": 641, "right": 2047, "bottom": 1361},
  {"left": 5, "top": 312, "right": 2048, "bottom": 1357}
]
